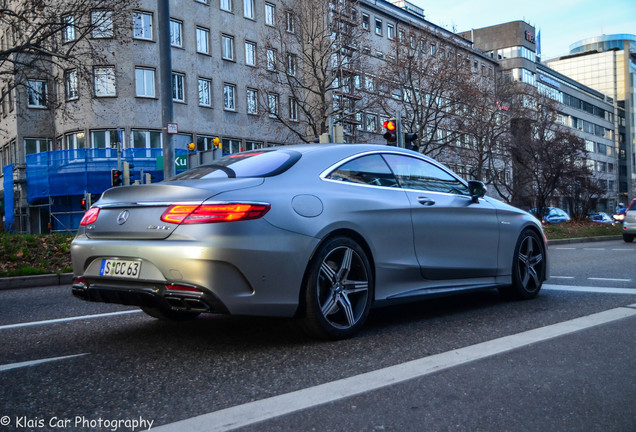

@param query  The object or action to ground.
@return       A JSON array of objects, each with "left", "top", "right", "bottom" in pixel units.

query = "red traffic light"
[
  {"left": 383, "top": 120, "right": 396, "bottom": 131},
  {"left": 111, "top": 169, "right": 122, "bottom": 187}
]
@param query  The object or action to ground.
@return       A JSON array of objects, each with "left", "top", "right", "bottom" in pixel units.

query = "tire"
[
  {"left": 623, "top": 234, "right": 634, "bottom": 243},
  {"left": 140, "top": 305, "right": 200, "bottom": 321},
  {"left": 301, "top": 237, "right": 373, "bottom": 340},
  {"left": 499, "top": 229, "right": 546, "bottom": 300}
]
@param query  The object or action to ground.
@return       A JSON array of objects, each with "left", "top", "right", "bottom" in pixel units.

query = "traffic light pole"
[{"left": 397, "top": 111, "right": 404, "bottom": 148}]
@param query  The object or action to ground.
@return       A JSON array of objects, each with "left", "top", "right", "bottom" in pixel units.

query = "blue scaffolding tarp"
[
  {"left": 3, "top": 164, "right": 14, "bottom": 232},
  {"left": 26, "top": 148, "right": 187, "bottom": 203}
]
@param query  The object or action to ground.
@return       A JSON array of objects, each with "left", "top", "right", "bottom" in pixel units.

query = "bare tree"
[
  {"left": 255, "top": 0, "right": 371, "bottom": 143},
  {"left": 489, "top": 85, "right": 593, "bottom": 212},
  {"left": 375, "top": 25, "right": 478, "bottom": 158},
  {"left": 0, "top": 0, "right": 135, "bottom": 108}
]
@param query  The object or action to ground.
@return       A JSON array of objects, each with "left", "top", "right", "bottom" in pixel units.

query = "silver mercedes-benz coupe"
[{"left": 71, "top": 144, "right": 548, "bottom": 339}]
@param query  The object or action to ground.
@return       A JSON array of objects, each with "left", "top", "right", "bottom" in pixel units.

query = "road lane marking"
[
  {"left": 612, "top": 248, "right": 633, "bottom": 251},
  {"left": 549, "top": 276, "right": 574, "bottom": 279},
  {"left": 0, "top": 353, "right": 88, "bottom": 372},
  {"left": 152, "top": 307, "right": 636, "bottom": 432},
  {"left": 0, "top": 310, "right": 142, "bottom": 331},
  {"left": 588, "top": 277, "right": 632, "bottom": 282},
  {"left": 553, "top": 247, "right": 576, "bottom": 250},
  {"left": 583, "top": 248, "right": 606, "bottom": 251},
  {"left": 543, "top": 284, "right": 636, "bottom": 294}
]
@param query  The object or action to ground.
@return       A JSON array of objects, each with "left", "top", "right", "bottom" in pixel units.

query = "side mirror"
[{"left": 468, "top": 180, "right": 486, "bottom": 203}]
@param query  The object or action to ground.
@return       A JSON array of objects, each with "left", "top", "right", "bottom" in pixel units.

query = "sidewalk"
[{"left": 0, "top": 236, "right": 624, "bottom": 290}]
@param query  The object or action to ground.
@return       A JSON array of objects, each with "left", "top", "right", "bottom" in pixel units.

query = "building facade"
[
  {"left": 461, "top": 22, "right": 620, "bottom": 213},
  {"left": 1, "top": 0, "right": 501, "bottom": 233},
  {"left": 546, "top": 34, "right": 636, "bottom": 204}
]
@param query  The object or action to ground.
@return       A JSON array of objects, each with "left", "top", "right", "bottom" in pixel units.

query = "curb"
[
  {"left": 547, "top": 235, "right": 623, "bottom": 245},
  {"left": 0, "top": 236, "right": 627, "bottom": 290},
  {"left": 0, "top": 273, "right": 74, "bottom": 290}
]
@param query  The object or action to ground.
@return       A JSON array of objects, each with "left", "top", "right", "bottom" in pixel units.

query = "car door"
[{"left": 383, "top": 154, "right": 500, "bottom": 281}]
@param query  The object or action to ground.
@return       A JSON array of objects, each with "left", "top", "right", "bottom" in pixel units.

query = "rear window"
[
  {"left": 171, "top": 149, "right": 301, "bottom": 180},
  {"left": 627, "top": 200, "right": 636, "bottom": 212}
]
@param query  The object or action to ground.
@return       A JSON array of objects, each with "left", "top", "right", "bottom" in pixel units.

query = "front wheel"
[
  {"left": 623, "top": 234, "right": 634, "bottom": 243},
  {"left": 301, "top": 237, "right": 373, "bottom": 340},
  {"left": 499, "top": 229, "right": 546, "bottom": 300}
]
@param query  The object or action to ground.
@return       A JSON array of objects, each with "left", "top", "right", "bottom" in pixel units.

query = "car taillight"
[
  {"left": 160, "top": 203, "right": 270, "bottom": 224},
  {"left": 80, "top": 208, "right": 100, "bottom": 225}
]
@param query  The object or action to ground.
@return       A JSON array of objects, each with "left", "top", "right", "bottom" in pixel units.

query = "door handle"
[{"left": 417, "top": 197, "right": 435, "bottom": 206}]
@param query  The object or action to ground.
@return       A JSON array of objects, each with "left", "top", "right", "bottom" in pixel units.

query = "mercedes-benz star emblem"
[{"left": 117, "top": 210, "right": 130, "bottom": 225}]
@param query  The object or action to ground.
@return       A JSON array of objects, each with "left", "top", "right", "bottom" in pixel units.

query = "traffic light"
[
  {"left": 123, "top": 161, "right": 134, "bottom": 185},
  {"left": 80, "top": 197, "right": 87, "bottom": 210},
  {"left": 111, "top": 169, "right": 122, "bottom": 187},
  {"left": 383, "top": 119, "right": 397, "bottom": 144},
  {"left": 404, "top": 132, "right": 419, "bottom": 151}
]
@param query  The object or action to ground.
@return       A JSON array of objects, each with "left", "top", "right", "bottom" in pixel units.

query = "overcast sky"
[{"left": 411, "top": 0, "right": 636, "bottom": 60}]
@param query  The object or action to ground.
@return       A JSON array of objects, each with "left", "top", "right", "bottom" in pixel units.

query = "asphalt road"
[{"left": 0, "top": 239, "right": 634, "bottom": 432}]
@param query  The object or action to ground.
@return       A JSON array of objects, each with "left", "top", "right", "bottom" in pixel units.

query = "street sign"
[
  {"left": 167, "top": 123, "right": 178, "bottom": 134},
  {"left": 156, "top": 155, "right": 188, "bottom": 170}
]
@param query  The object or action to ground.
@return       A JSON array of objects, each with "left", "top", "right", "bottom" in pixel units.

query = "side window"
[
  {"left": 326, "top": 154, "right": 398, "bottom": 188},
  {"left": 383, "top": 154, "right": 469, "bottom": 195}
]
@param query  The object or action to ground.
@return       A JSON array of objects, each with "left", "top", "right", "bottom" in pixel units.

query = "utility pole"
[{"left": 158, "top": 0, "right": 175, "bottom": 179}]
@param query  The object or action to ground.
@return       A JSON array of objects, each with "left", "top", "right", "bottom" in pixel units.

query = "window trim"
[
  {"left": 243, "top": 0, "right": 254, "bottom": 19},
  {"left": 94, "top": 66, "right": 116, "bottom": 97},
  {"left": 172, "top": 72, "right": 185, "bottom": 103},
  {"left": 245, "top": 40, "right": 257, "bottom": 66},
  {"left": 196, "top": 26, "right": 210, "bottom": 54},
  {"left": 223, "top": 82, "right": 236, "bottom": 111},
  {"left": 169, "top": 19, "right": 183, "bottom": 48},
  {"left": 220, "top": 0, "right": 232, "bottom": 12},
  {"left": 65, "top": 69, "right": 79, "bottom": 101},
  {"left": 264, "top": 2, "right": 275, "bottom": 26},
  {"left": 246, "top": 88, "right": 258, "bottom": 115}
]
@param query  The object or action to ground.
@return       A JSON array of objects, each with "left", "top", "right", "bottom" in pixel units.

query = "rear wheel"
[
  {"left": 623, "top": 234, "right": 634, "bottom": 243},
  {"left": 499, "top": 229, "right": 545, "bottom": 300},
  {"left": 301, "top": 237, "right": 373, "bottom": 340},
  {"left": 140, "top": 306, "right": 200, "bottom": 321}
]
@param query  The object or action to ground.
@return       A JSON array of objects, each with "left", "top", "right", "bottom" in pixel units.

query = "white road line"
[
  {"left": 588, "top": 277, "right": 632, "bottom": 282},
  {"left": 553, "top": 247, "right": 576, "bottom": 250},
  {"left": 550, "top": 276, "right": 575, "bottom": 279},
  {"left": 0, "top": 310, "right": 142, "bottom": 331},
  {"left": 0, "top": 353, "right": 88, "bottom": 372},
  {"left": 543, "top": 284, "right": 636, "bottom": 294},
  {"left": 612, "top": 248, "right": 633, "bottom": 251},
  {"left": 583, "top": 248, "right": 606, "bottom": 251},
  {"left": 152, "top": 307, "right": 636, "bottom": 432}
]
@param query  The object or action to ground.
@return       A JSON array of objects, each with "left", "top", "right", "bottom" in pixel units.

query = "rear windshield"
[
  {"left": 627, "top": 200, "right": 636, "bottom": 211},
  {"left": 171, "top": 149, "right": 301, "bottom": 180}
]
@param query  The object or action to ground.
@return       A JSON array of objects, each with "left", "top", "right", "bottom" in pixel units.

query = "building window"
[
  {"left": 94, "top": 67, "right": 116, "bottom": 97},
  {"left": 91, "top": 129, "right": 122, "bottom": 149},
  {"left": 132, "top": 129, "right": 162, "bottom": 149},
  {"left": 65, "top": 70, "right": 78, "bottom": 101},
  {"left": 365, "top": 113, "right": 377, "bottom": 132},
  {"left": 63, "top": 15, "right": 75, "bottom": 42},
  {"left": 196, "top": 27, "right": 210, "bottom": 54},
  {"left": 135, "top": 67, "right": 155, "bottom": 98},
  {"left": 170, "top": 19, "right": 182, "bottom": 47},
  {"left": 245, "top": 41, "right": 256, "bottom": 66},
  {"left": 375, "top": 18, "right": 382, "bottom": 36},
  {"left": 198, "top": 78, "right": 211, "bottom": 106},
  {"left": 243, "top": 0, "right": 254, "bottom": 19},
  {"left": 220, "top": 0, "right": 232, "bottom": 12},
  {"left": 268, "top": 93, "right": 279, "bottom": 117},
  {"left": 222, "top": 34, "right": 234, "bottom": 61},
  {"left": 223, "top": 83, "right": 236, "bottom": 111},
  {"left": 65, "top": 132, "right": 86, "bottom": 150},
  {"left": 27, "top": 80, "right": 47, "bottom": 108},
  {"left": 133, "top": 11, "right": 153, "bottom": 40},
  {"left": 387, "top": 24, "right": 394, "bottom": 40},
  {"left": 265, "top": 3, "right": 275, "bottom": 26},
  {"left": 285, "top": 11, "right": 294, "bottom": 33},
  {"left": 247, "top": 88, "right": 258, "bottom": 114},
  {"left": 172, "top": 72, "right": 185, "bottom": 102},
  {"left": 286, "top": 52, "right": 296, "bottom": 76},
  {"left": 91, "top": 10, "right": 113, "bottom": 38},
  {"left": 266, "top": 48, "right": 276, "bottom": 71},
  {"left": 24, "top": 138, "right": 52, "bottom": 155},
  {"left": 362, "top": 13, "right": 369, "bottom": 30},
  {"left": 289, "top": 97, "right": 298, "bottom": 121}
]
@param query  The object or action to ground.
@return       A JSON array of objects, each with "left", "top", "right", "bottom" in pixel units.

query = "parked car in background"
[
  {"left": 622, "top": 199, "right": 636, "bottom": 243},
  {"left": 587, "top": 212, "right": 615, "bottom": 224},
  {"left": 530, "top": 207, "right": 570, "bottom": 225}
]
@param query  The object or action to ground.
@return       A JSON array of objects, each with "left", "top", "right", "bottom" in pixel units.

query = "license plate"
[{"left": 100, "top": 259, "right": 141, "bottom": 278}]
